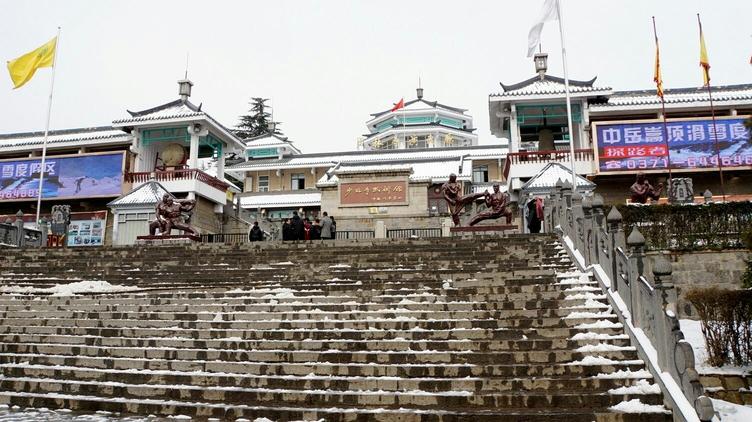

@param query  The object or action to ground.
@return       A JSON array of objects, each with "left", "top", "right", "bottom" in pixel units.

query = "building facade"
[{"left": 489, "top": 53, "right": 752, "bottom": 204}]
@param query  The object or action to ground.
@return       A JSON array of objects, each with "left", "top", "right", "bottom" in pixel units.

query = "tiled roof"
[
  {"left": 371, "top": 98, "right": 467, "bottom": 118},
  {"left": 240, "top": 190, "right": 321, "bottom": 208},
  {"left": 243, "top": 133, "right": 301, "bottom": 154},
  {"left": 113, "top": 100, "right": 204, "bottom": 124},
  {"left": 317, "top": 158, "right": 472, "bottom": 187},
  {"left": 491, "top": 74, "right": 612, "bottom": 98},
  {"left": 108, "top": 181, "right": 172, "bottom": 208},
  {"left": 227, "top": 145, "right": 507, "bottom": 172},
  {"left": 590, "top": 83, "right": 752, "bottom": 111},
  {"left": 0, "top": 126, "right": 131, "bottom": 153},
  {"left": 520, "top": 162, "right": 595, "bottom": 192},
  {"left": 363, "top": 122, "right": 476, "bottom": 139}
]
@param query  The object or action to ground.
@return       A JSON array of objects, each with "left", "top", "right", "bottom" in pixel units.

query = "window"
[
  {"left": 258, "top": 176, "right": 269, "bottom": 192},
  {"left": 406, "top": 135, "right": 428, "bottom": 149},
  {"left": 246, "top": 176, "right": 253, "bottom": 192},
  {"left": 473, "top": 165, "right": 489, "bottom": 183},
  {"left": 291, "top": 173, "right": 305, "bottom": 190}
]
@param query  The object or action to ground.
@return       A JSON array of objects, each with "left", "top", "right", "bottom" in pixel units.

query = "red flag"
[{"left": 391, "top": 98, "right": 404, "bottom": 112}]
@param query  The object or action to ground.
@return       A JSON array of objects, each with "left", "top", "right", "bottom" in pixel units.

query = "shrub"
[{"left": 686, "top": 287, "right": 752, "bottom": 367}]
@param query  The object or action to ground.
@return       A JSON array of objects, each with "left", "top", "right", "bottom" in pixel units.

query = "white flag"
[{"left": 527, "top": 0, "right": 559, "bottom": 57}]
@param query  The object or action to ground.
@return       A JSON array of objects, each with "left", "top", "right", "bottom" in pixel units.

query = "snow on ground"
[
  {"left": 0, "top": 280, "right": 137, "bottom": 296},
  {"left": 609, "top": 398, "right": 670, "bottom": 413},
  {"left": 711, "top": 398, "right": 752, "bottom": 422},
  {"left": 679, "top": 319, "right": 752, "bottom": 375},
  {"left": 0, "top": 404, "right": 150, "bottom": 421}
]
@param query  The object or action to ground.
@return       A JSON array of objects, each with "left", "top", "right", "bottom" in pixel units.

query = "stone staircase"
[{"left": 0, "top": 235, "right": 673, "bottom": 421}]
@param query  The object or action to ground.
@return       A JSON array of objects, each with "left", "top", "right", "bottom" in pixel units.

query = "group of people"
[{"left": 281, "top": 211, "right": 336, "bottom": 241}]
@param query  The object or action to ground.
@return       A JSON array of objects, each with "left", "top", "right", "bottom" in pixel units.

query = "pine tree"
[{"left": 234, "top": 98, "right": 282, "bottom": 139}]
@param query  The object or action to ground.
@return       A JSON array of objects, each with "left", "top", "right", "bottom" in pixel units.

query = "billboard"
[
  {"left": 339, "top": 180, "right": 408, "bottom": 206},
  {"left": 0, "top": 152, "right": 124, "bottom": 201},
  {"left": 594, "top": 117, "right": 751, "bottom": 173}
]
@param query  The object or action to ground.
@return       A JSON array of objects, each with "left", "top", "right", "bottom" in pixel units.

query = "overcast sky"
[{"left": 1, "top": 0, "right": 750, "bottom": 153}]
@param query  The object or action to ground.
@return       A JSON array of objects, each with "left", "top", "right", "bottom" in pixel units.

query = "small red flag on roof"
[{"left": 391, "top": 98, "right": 405, "bottom": 112}]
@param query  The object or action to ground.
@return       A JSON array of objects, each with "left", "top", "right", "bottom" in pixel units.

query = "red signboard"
[{"left": 339, "top": 181, "right": 408, "bottom": 206}]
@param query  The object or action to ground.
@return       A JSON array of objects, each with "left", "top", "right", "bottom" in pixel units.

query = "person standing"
[
  {"left": 281, "top": 218, "right": 294, "bottom": 241},
  {"left": 330, "top": 216, "right": 336, "bottom": 240},
  {"left": 249, "top": 221, "right": 265, "bottom": 241},
  {"left": 320, "top": 211, "right": 332, "bottom": 240},
  {"left": 291, "top": 211, "right": 305, "bottom": 240},
  {"left": 310, "top": 218, "right": 322, "bottom": 240}
]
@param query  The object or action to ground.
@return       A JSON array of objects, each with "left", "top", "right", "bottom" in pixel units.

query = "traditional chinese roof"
[
  {"left": 520, "top": 162, "right": 595, "bottom": 193},
  {"left": 371, "top": 98, "right": 467, "bottom": 119},
  {"left": 112, "top": 99, "right": 245, "bottom": 150},
  {"left": 316, "top": 158, "right": 472, "bottom": 187},
  {"left": 240, "top": 190, "right": 321, "bottom": 209},
  {"left": 590, "top": 83, "right": 752, "bottom": 112},
  {"left": 491, "top": 74, "right": 612, "bottom": 100},
  {"left": 243, "top": 132, "right": 301, "bottom": 154},
  {"left": 107, "top": 180, "right": 173, "bottom": 208},
  {"left": 0, "top": 126, "right": 131, "bottom": 154},
  {"left": 363, "top": 122, "right": 477, "bottom": 139},
  {"left": 226, "top": 144, "right": 506, "bottom": 173}
]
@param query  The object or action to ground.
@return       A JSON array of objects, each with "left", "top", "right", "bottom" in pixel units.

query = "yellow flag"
[
  {"left": 653, "top": 40, "right": 663, "bottom": 99},
  {"left": 6, "top": 36, "right": 57, "bottom": 89},
  {"left": 698, "top": 19, "right": 710, "bottom": 86}
]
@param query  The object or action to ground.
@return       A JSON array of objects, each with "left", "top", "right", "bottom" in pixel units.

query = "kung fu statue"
[
  {"left": 468, "top": 184, "right": 513, "bottom": 226},
  {"left": 148, "top": 193, "right": 200, "bottom": 237},
  {"left": 630, "top": 172, "right": 664, "bottom": 204},
  {"left": 442, "top": 173, "right": 484, "bottom": 226}
]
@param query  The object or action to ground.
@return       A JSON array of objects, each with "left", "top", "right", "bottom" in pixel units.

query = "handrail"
[{"left": 125, "top": 169, "right": 230, "bottom": 192}]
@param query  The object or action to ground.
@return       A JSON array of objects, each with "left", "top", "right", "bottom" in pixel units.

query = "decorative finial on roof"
[
  {"left": 534, "top": 53, "right": 548, "bottom": 80},
  {"left": 417, "top": 76, "right": 424, "bottom": 100},
  {"left": 178, "top": 78, "right": 193, "bottom": 101}
]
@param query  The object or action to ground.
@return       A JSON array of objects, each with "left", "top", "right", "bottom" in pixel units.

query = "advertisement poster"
[
  {"left": 67, "top": 217, "right": 106, "bottom": 247},
  {"left": 0, "top": 152, "right": 124, "bottom": 201},
  {"left": 594, "top": 117, "right": 751, "bottom": 173}
]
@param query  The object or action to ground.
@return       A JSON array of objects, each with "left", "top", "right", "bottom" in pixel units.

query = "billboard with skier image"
[
  {"left": 593, "top": 116, "right": 751, "bottom": 174},
  {"left": 0, "top": 151, "right": 125, "bottom": 202}
]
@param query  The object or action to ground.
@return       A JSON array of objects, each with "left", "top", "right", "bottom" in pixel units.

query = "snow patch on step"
[
  {"left": 609, "top": 398, "right": 670, "bottom": 413},
  {"left": 575, "top": 343, "right": 635, "bottom": 352},
  {"left": 575, "top": 319, "right": 623, "bottom": 329},
  {"left": 594, "top": 369, "right": 652, "bottom": 379},
  {"left": 1, "top": 280, "right": 138, "bottom": 296},
  {"left": 607, "top": 379, "right": 661, "bottom": 394},
  {"left": 570, "top": 332, "right": 629, "bottom": 341},
  {"left": 566, "top": 356, "right": 644, "bottom": 366}
]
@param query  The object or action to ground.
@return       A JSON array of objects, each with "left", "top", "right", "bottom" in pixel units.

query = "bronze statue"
[
  {"left": 630, "top": 172, "right": 663, "bottom": 204},
  {"left": 442, "top": 173, "right": 484, "bottom": 226},
  {"left": 148, "top": 193, "right": 199, "bottom": 237},
  {"left": 469, "top": 184, "right": 513, "bottom": 226}
]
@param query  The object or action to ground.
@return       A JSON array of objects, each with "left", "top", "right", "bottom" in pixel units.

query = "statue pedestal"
[
  {"left": 135, "top": 234, "right": 200, "bottom": 246},
  {"left": 450, "top": 224, "right": 517, "bottom": 237}
]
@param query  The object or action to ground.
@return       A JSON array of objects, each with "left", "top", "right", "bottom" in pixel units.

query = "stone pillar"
[
  {"left": 590, "top": 194, "right": 605, "bottom": 266},
  {"left": 606, "top": 206, "right": 624, "bottom": 290},
  {"left": 441, "top": 217, "right": 452, "bottom": 237},
  {"left": 216, "top": 149, "right": 225, "bottom": 181},
  {"left": 374, "top": 220, "right": 386, "bottom": 239},
  {"left": 571, "top": 190, "right": 584, "bottom": 254},
  {"left": 561, "top": 181, "right": 573, "bottom": 236},
  {"left": 187, "top": 123, "right": 209, "bottom": 169},
  {"left": 625, "top": 227, "right": 646, "bottom": 325},
  {"left": 581, "top": 196, "right": 593, "bottom": 266}
]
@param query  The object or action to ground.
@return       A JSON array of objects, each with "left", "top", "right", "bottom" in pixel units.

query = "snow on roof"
[
  {"left": 113, "top": 100, "right": 203, "bottom": 125},
  {"left": 590, "top": 84, "right": 752, "bottom": 111},
  {"left": 228, "top": 145, "right": 506, "bottom": 172},
  {"left": 240, "top": 190, "right": 321, "bottom": 208},
  {"left": 370, "top": 98, "right": 468, "bottom": 118},
  {"left": 0, "top": 126, "right": 131, "bottom": 153},
  {"left": 317, "top": 159, "right": 471, "bottom": 186},
  {"left": 108, "top": 181, "right": 172, "bottom": 208},
  {"left": 492, "top": 75, "right": 612, "bottom": 99},
  {"left": 521, "top": 162, "right": 596, "bottom": 192}
]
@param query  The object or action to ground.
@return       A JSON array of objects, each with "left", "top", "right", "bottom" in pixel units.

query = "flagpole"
[
  {"left": 652, "top": 17, "right": 674, "bottom": 200},
  {"left": 34, "top": 27, "right": 61, "bottom": 226},
  {"left": 554, "top": 1, "right": 578, "bottom": 192},
  {"left": 698, "top": 14, "right": 726, "bottom": 202}
]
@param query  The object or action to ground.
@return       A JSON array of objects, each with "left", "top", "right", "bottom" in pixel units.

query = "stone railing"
[
  {"left": 0, "top": 211, "right": 46, "bottom": 248},
  {"left": 544, "top": 180, "right": 714, "bottom": 422}
]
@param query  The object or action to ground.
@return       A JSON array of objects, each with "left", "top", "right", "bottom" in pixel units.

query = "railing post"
[
  {"left": 581, "top": 195, "right": 592, "bottom": 266},
  {"left": 590, "top": 194, "right": 604, "bottom": 266},
  {"left": 626, "top": 227, "right": 646, "bottom": 326},
  {"left": 39, "top": 217, "right": 48, "bottom": 248},
  {"left": 606, "top": 207, "right": 624, "bottom": 290},
  {"left": 14, "top": 210, "right": 25, "bottom": 247},
  {"left": 571, "top": 190, "right": 584, "bottom": 255},
  {"left": 561, "top": 181, "right": 573, "bottom": 237}
]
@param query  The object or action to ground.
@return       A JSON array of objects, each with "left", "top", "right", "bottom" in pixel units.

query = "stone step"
[
  {"left": 0, "top": 342, "right": 641, "bottom": 364},
  {"left": 0, "top": 391, "right": 671, "bottom": 422},
  {"left": 0, "top": 325, "right": 626, "bottom": 341},
  {"left": 0, "top": 353, "right": 647, "bottom": 378},
  {"left": 0, "top": 376, "right": 665, "bottom": 409},
  {"left": 0, "top": 333, "right": 633, "bottom": 352}
]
